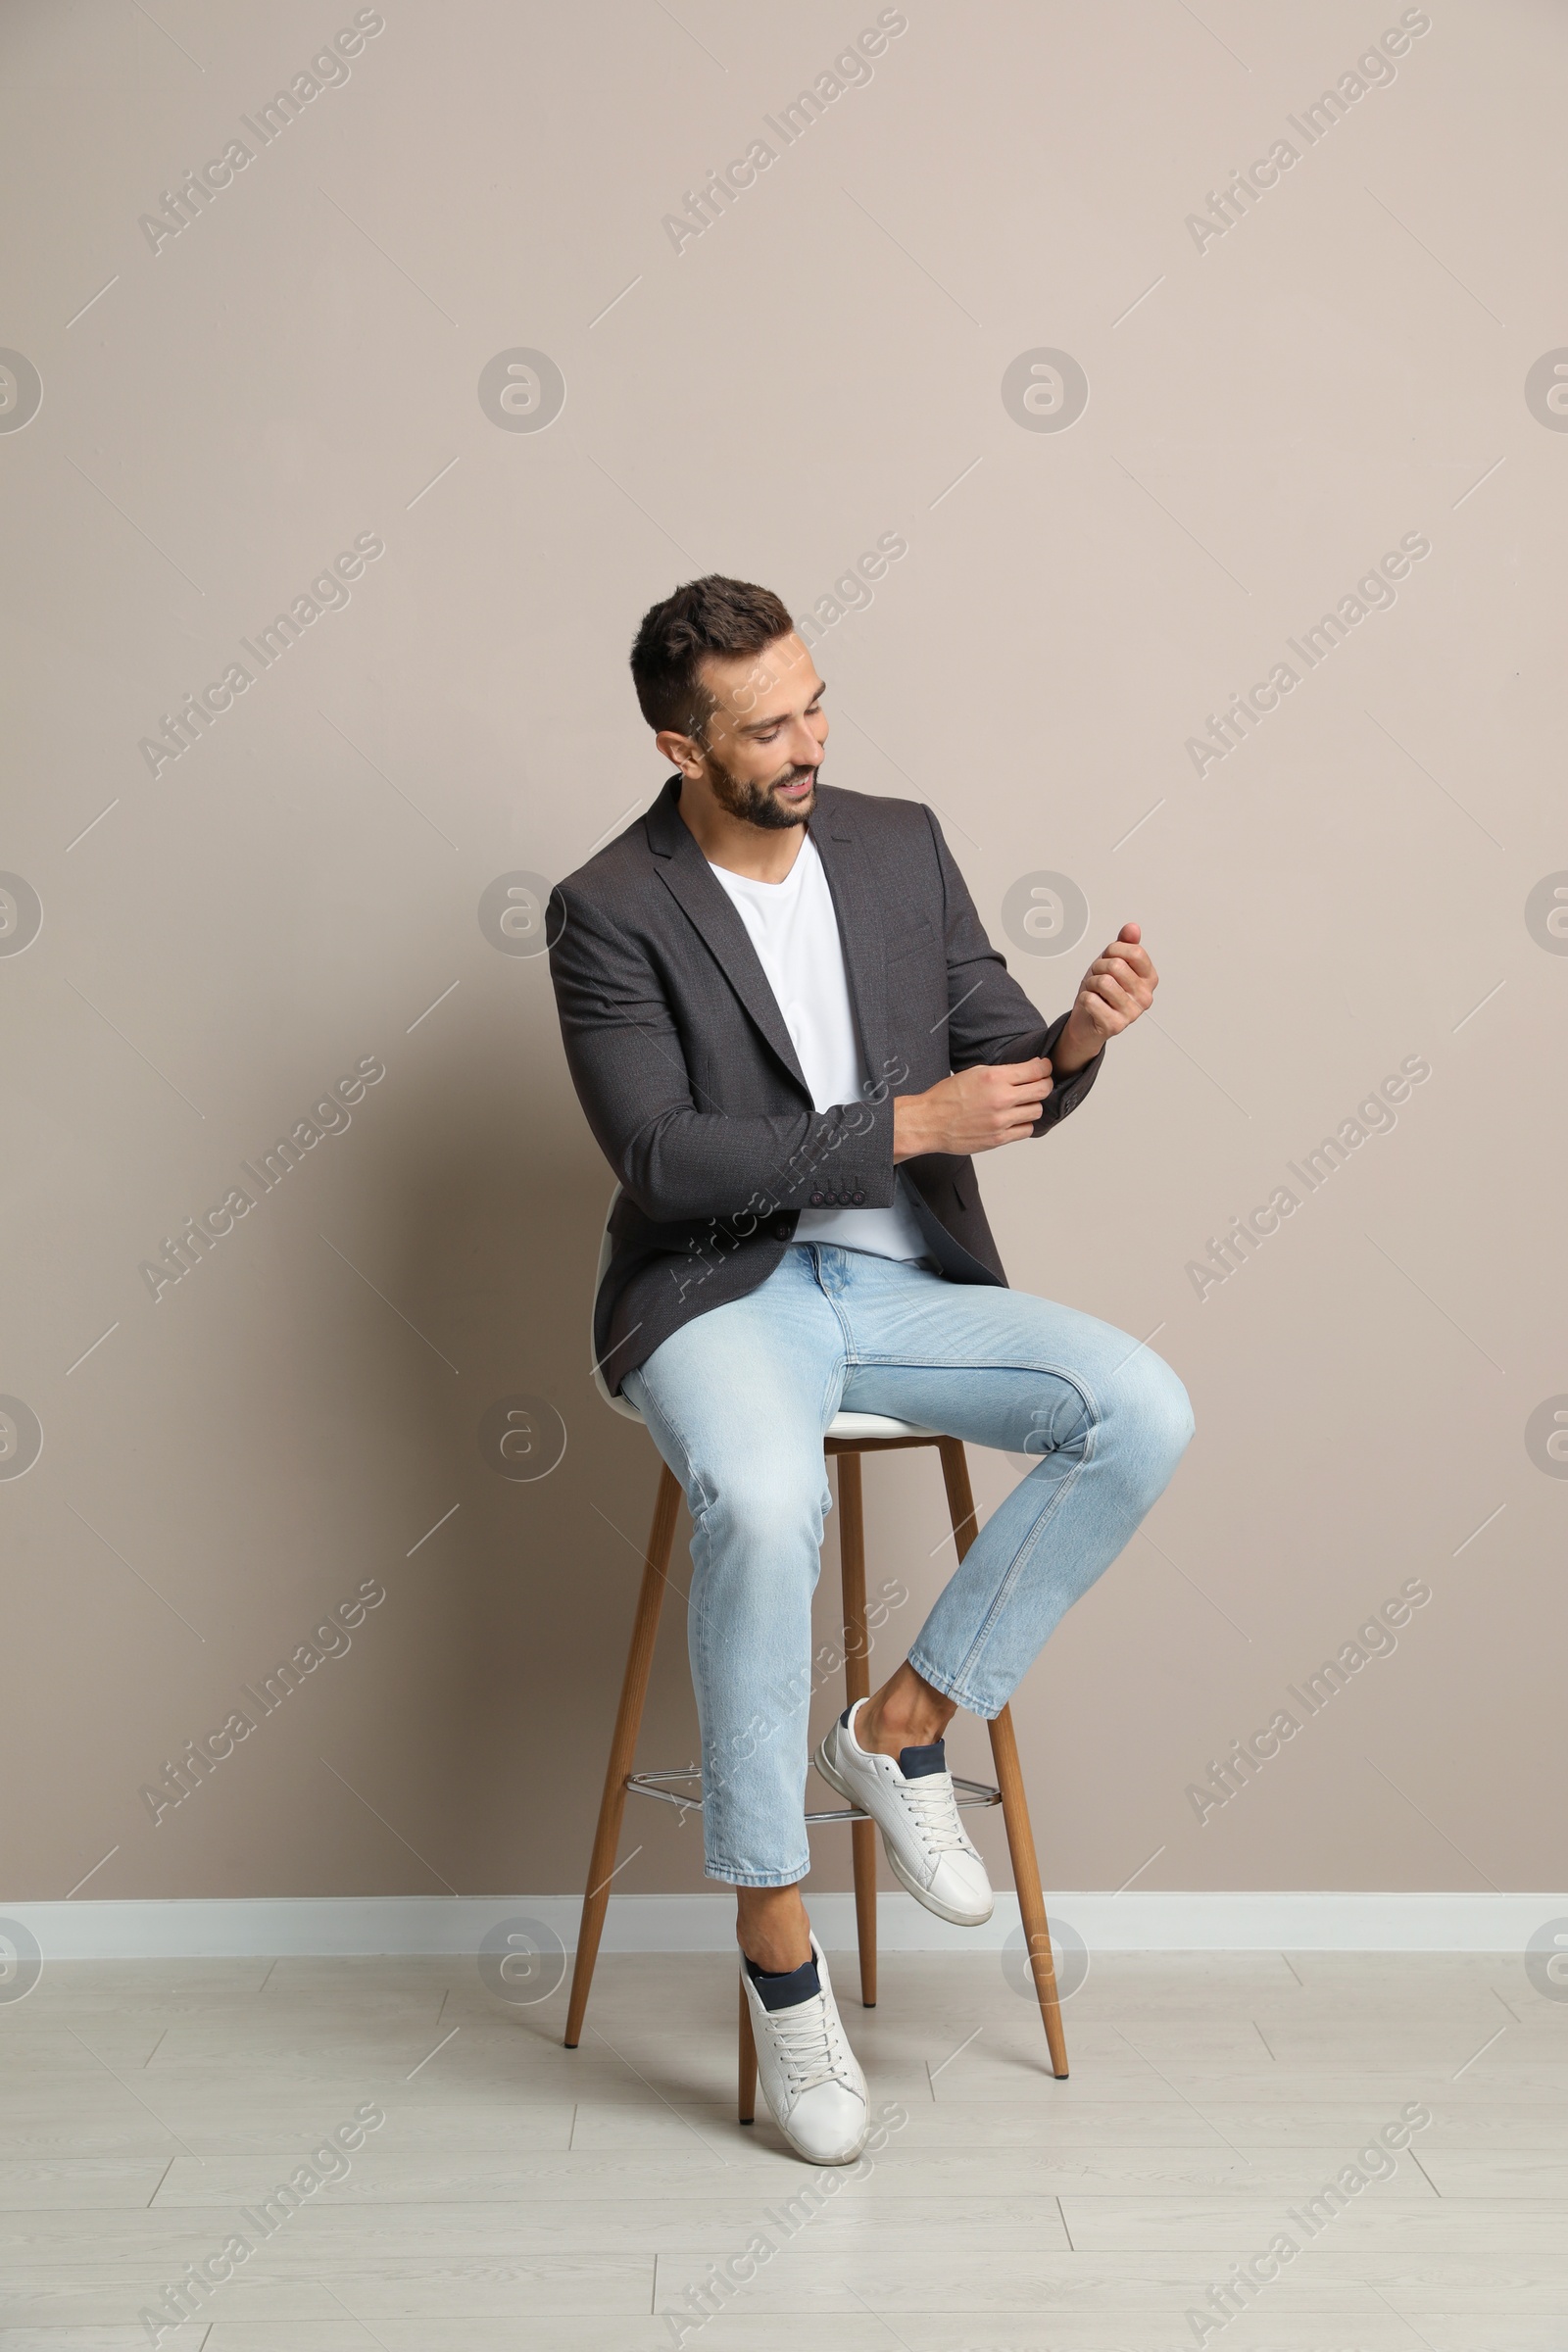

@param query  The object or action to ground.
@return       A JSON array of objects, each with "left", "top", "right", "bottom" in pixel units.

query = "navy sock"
[
  {"left": 744, "top": 1950, "right": 820, "bottom": 2010},
  {"left": 844, "top": 1705, "right": 947, "bottom": 1781}
]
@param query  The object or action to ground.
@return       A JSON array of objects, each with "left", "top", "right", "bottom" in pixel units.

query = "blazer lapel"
[
  {"left": 644, "top": 779, "right": 810, "bottom": 1095},
  {"left": 808, "top": 790, "right": 890, "bottom": 1085}
]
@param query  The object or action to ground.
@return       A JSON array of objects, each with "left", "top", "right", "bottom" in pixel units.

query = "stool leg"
[
  {"left": 564, "top": 1461, "right": 681, "bottom": 2049},
  {"left": 936, "top": 1438, "right": 1068, "bottom": 2080},
  {"left": 935, "top": 1435, "right": 982, "bottom": 1561},
  {"left": 836, "top": 1450, "right": 877, "bottom": 2009},
  {"left": 989, "top": 1705, "right": 1069, "bottom": 2079},
  {"left": 738, "top": 1976, "right": 757, "bottom": 2124}
]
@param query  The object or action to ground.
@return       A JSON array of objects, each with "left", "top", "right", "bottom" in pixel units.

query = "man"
[{"left": 549, "top": 575, "right": 1193, "bottom": 2166}]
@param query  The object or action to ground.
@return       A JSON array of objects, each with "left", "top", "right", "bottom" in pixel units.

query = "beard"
[{"left": 700, "top": 747, "right": 819, "bottom": 830}]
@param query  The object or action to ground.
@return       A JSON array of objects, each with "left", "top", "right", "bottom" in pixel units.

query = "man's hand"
[
  {"left": 1053, "top": 920, "right": 1158, "bottom": 1075},
  {"left": 893, "top": 1056, "right": 1054, "bottom": 1162}
]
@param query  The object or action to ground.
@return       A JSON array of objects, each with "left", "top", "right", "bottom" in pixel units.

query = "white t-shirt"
[{"left": 707, "top": 835, "right": 933, "bottom": 1263}]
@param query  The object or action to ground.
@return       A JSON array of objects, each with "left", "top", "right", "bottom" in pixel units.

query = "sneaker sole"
[
  {"left": 775, "top": 2108, "right": 871, "bottom": 2166},
  {"left": 812, "top": 1735, "right": 995, "bottom": 1929}
]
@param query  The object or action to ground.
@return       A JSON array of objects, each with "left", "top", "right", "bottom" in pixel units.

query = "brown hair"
[{"left": 629, "top": 573, "right": 794, "bottom": 737}]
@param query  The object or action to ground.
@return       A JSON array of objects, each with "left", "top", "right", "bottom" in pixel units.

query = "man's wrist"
[
  {"left": 1052, "top": 1009, "right": 1103, "bottom": 1077},
  {"left": 892, "top": 1090, "right": 933, "bottom": 1164}
]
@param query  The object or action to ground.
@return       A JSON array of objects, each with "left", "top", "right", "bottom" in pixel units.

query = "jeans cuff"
[
  {"left": 906, "top": 1645, "right": 1001, "bottom": 1722},
  {"left": 706, "top": 1857, "right": 812, "bottom": 1888}
]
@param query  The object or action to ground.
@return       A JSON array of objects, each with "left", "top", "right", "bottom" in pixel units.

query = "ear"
[{"left": 656, "top": 726, "right": 705, "bottom": 779}]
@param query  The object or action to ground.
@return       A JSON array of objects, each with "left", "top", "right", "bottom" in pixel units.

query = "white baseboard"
[{"left": 5, "top": 1890, "right": 1560, "bottom": 1959}]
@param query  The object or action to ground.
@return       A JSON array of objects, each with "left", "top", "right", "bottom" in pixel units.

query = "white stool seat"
[
  {"left": 590, "top": 1189, "right": 938, "bottom": 1443},
  {"left": 822, "top": 1407, "right": 940, "bottom": 1442}
]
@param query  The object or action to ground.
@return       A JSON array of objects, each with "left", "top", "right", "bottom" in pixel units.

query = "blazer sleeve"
[
  {"left": 547, "top": 883, "right": 900, "bottom": 1223},
  {"left": 923, "top": 806, "right": 1104, "bottom": 1135}
]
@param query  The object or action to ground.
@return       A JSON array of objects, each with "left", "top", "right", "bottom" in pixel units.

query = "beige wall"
[{"left": 3, "top": 0, "right": 1563, "bottom": 1909}]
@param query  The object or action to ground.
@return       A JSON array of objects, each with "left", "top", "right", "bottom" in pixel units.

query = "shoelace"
[
  {"left": 765, "top": 1992, "right": 856, "bottom": 2097},
  {"left": 896, "top": 1772, "right": 977, "bottom": 1860}
]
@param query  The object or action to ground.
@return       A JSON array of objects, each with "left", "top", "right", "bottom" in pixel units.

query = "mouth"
[{"left": 773, "top": 771, "right": 816, "bottom": 803}]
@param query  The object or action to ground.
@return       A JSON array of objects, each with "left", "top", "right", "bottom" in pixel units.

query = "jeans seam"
[
  {"left": 628, "top": 1350, "right": 833, "bottom": 1886},
  {"left": 622, "top": 1379, "right": 739, "bottom": 1872},
  {"left": 944, "top": 1371, "right": 1102, "bottom": 1695},
  {"left": 846, "top": 1352, "right": 1077, "bottom": 1374},
  {"left": 811, "top": 1250, "right": 859, "bottom": 1355}
]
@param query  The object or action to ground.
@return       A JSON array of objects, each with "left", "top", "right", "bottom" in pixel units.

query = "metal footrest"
[{"left": 626, "top": 1765, "right": 1003, "bottom": 1827}]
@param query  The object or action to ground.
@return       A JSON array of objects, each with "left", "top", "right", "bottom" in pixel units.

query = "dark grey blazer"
[{"left": 548, "top": 777, "right": 1102, "bottom": 1393}]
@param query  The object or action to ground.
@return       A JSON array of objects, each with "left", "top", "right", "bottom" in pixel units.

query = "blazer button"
[
  {"left": 772, "top": 1219, "right": 790, "bottom": 1239},
  {"left": 852, "top": 1191, "right": 865, "bottom": 1205},
  {"left": 809, "top": 1193, "right": 824, "bottom": 1206}
]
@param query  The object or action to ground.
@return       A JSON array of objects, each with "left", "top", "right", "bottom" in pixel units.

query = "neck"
[{"left": 674, "top": 775, "right": 808, "bottom": 883}]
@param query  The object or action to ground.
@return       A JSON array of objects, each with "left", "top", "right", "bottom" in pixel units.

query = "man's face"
[{"left": 685, "top": 634, "right": 828, "bottom": 830}]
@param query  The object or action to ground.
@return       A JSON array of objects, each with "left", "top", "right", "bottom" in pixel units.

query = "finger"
[
  {"left": 1094, "top": 945, "right": 1152, "bottom": 980},
  {"left": 1083, "top": 976, "right": 1139, "bottom": 1021},
  {"left": 1089, "top": 956, "right": 1144, "bottom": 992}
]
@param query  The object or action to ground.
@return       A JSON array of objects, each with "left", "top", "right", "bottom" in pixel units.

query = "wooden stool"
[{"left": 564, "top": 1408, "right": 1071, "bottom": 2107}]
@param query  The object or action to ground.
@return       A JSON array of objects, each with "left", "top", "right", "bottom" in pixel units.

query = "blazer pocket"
[{"left": 886, "top": 914, "right": 936, "bottom": 962}]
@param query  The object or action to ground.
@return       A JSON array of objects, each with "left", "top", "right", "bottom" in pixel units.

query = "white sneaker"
[
  {"left": 814, "top": 1697, "right": 994, "bottom": 1928},
  {"left": 741, "top": 1934, "right": 869, "bottom": 2166}
]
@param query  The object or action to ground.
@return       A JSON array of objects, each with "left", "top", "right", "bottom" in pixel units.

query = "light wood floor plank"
[{"left": 6, "top": 1952, "right": 1566, "bottom": 2342}]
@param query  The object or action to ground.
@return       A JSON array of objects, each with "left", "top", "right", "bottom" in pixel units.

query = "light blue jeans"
[{"left": 621, "top": 1243, "right": 1193, "bottom": 1887}]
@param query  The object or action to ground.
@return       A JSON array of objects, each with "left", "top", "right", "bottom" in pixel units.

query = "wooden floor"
[{"left": 2, "top": 1946, "right": 1565, "bottom": 2348}]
